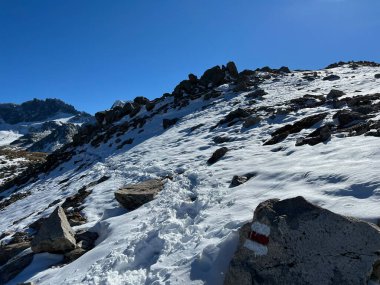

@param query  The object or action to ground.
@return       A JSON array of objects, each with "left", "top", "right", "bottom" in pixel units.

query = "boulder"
[
  {"left": 133, "top": 96, "right": 149, "bottom": 105},
  {"left": 163, "top": 118, "right": 179, "bottom": 129},
  {"left": 326, "top": 89, "right": 345, "bottom": 100},
  {"left": 224, "top": 196, "right": 380, "bottom": 285},
  {"left": 230, "top": 173, "right": 256, "bottom": 188},
  {"left": 0, "top": 241, "right": 30, "bottom": 266},
  {"left": 295, "top": 124, "right": 332, "bottom": 146},
  {"left": 0, "top": 249, "right": 34, "bottom": 284},
  {"left": 207, "top": 147, "right": 228, "bottom": 165},
  {"left": 245, "top": 89, "right": 267, "bottom": 99},
  {"left": 115, "top": 179, "right": 165, "bottom": 210},
  {"left": 200, "top": 66, "right": 226, "bottom": 87},
  {"left": 188, "top": 73, "right": 198, "bottom": 83},
  {"left": 375, "top": 74, "right": 380, "bottom": 79},
  {"left": 243, "top": 116, "right": 261, "bottom": 128},
  {"left": 31, "top": 206, "right": 76, "bottom": 253},
  {"left": 323, "top": 74, "right": 341, "bottom": 81},
  {"left": 219, "top": 108, "right": 251, "bottom": 125},
  {"left": 226, "top": 61, "right": 239, "bottom": 78},
  {"left": 333, "top": 110, "right": 366, "bottom": 127}
]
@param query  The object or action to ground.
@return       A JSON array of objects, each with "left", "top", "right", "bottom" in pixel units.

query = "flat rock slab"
[
  {"left": 115, "top": 179, "right": 165, "bottom": 210},
  {"left": 224, "top": 196, "right": 380, "bottom": 285},
  {"left": 31, "top": 206, "right": 76, "bottom": 253}
]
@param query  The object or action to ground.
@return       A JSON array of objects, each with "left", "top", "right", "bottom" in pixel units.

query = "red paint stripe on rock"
[{"left": 248, "top": 231, "right": 269, "bottom": 245}]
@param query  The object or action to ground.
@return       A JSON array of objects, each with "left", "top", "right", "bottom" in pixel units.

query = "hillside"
[{"left": 1, "top": 61, "right": 380, "bottom": 284}]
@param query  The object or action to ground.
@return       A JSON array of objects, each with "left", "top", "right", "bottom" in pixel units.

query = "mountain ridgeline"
[
  {"left": 0, "top": 98, "right": 88, "bottom": 125},
  {"left": 1, "top": 60, "right": 380, "bottom": 284}
]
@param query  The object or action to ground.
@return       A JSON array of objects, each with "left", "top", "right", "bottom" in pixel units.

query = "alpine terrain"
[{"left": 1, "top": 61, "right": 380, "bottom": 285}]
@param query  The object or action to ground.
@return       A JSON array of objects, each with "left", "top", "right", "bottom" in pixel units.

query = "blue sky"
[{"left": 1, "top": 0, "right": 380, "bottom": 114}]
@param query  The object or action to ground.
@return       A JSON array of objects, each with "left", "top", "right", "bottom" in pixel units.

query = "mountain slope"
[{"left": 1, "top": 62, "right": 380, "bottom": 284}]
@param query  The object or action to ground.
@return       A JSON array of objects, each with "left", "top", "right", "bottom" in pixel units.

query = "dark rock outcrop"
[
  {"left": 230, "top": 173, "right": 256, "bottom": 188},
  {"left": 163, "top": 118, "right": 179, "bottom": 129},
  {"left": 264, "top": 113, "right": 328, "bottom": 145},
  {"left": 225, "top": 196, "right": 380, "bottom": 285},
  {"left": 326, "top": 89, "right": 345, "bottom": 100},
  {"left": 0, "top": 98, "right": 87, "bottom": 125},
  {"left": 115, "top": 179, "right": 165, "bottom": 210},
  {"left": 322, "top": 74, "right": 341, "bottom": 81},
  {"left": 296, "top": 124, "right": 332, "bottom": 146},
  {"left": 333, "top": 110, "right": 366, "bottom": 127},
  {"left": 207, "top": 147, "right": 228, "bottom": 165},
  {"left": 31, "top": 206, "right": 76, "bottom": 253},
  {"left": 0, "top": 249, "right": 34, "bottom": 284},
  {"left": 200, "top": 66, "right": 226, "bottom": 87}
]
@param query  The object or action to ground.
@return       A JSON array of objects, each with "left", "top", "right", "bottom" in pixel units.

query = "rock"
[
  {"left": 188, "top": 73, "right": 198, "bottom": 83},
  {"left": 75, "top": 230, "right": 98, "bottom": 250},
  {"left": 224, "top": 196, "right": 380, "bottom": 285},
  {"left": 263, "top": 132, "right": 289, "bottom": 146},
  {"left": 213, "top": 136, "right": 234, "bottom": 144},
  {"left": 245, "top": 89, "right": 267, "bottom": 99},
  {"left": 296, "top": 124, "right": 332, "bottom": 146},
  {"left": 200, "top": 66, "right": 226, "bottom": 87},
  {"left": 0, "top": 249, "right": 34, "bottom": 284},
  {"left": 265, "top": 113, "right": 328, "bottom": 145},
  {"left": 333, "top": 110, "right": 366, "bottom": 127},
  {"left": 31, "top": 206, "right": 76, "bottom": 253},
  {"left": 145, "top": 101, "right": 156, "bottom": 111},
  {"left": 226, "top": 61, "right": 239, "bottom": 78},
  {"left": 63, "top": 247, "right": 86, "bottom": 263},
  {"left": 133, "top": 96, "right": 149, "bottom": 105},
  {"left": 163, "top": 118, "right": 179, "bottom": 129},
  {"left": 94, "top": 111, "right": 106, "bottom": 125},
  {"left": 0, "top": 241, "right": 30, "bottom": 266},
  {"left": 375, "top": 74, "right": 380, "bottom": 79},
  {"left": 219, "top": 108, "right": 251, "bottom": 126},
  {"left": 115, "top": 179, "right": 165, "bottom": 210},
  {"left": 243, "top": 116, "right": 261, "bottom": 128},
  {"left": 326, "top": 89, "right": 345, "bottom": 100},
  {"left": 323, "top": 74, "right": 340, "bottom": 81},
  {"left": 230, "top": 173, "right": 256, "bottom": 188},
  {"left": 207, "top": 147, "right": 228, "bottom": 165},
  {"left": 278, "top": 66, "right": 291, "bottom": 73}
]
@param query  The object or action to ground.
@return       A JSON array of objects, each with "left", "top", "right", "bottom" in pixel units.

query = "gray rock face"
[
  {"left": 224, "top": 196, "right": 380, "bottom": 285},
  {"left": 31, "top": 206, "right": 76, "bottom": 253},
  {"left": 0, "top": 249, "right": 34, "bottom": 284},
  {"left": 115, "top": 179, "right": 165, "bottom": 210}
]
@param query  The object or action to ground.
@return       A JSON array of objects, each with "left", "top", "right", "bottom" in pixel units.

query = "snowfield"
[{"left": 2, "top": 64, "right": 380, "bottom": 284}]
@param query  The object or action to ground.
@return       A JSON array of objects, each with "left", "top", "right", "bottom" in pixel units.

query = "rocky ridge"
[{"left": 0, "top": 60, "right": 380, "bottom": 284}]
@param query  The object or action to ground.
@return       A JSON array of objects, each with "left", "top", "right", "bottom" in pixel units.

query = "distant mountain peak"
[{"left": 0, "top": 98, "right": 89, "bottom": 125}]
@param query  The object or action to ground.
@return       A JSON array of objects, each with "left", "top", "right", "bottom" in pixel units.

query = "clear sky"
[{"left": 1, "top": 0, "right": 380, "bottom": 114}]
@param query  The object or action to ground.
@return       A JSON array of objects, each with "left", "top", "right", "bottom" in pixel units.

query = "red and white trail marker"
[{"left": 244, "top": 222, "right": 270, "bottom": 256}]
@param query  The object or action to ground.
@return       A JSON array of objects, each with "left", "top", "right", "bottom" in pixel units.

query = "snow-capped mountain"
[
  {"left": 1, "top": 61, "right": 380, "bottom": 284},
  {"left": 0, "top": 98, "right": 94, "bottom": 188},
  {"left": 0, "top": 98, "right": 94, "bottom": 152}
]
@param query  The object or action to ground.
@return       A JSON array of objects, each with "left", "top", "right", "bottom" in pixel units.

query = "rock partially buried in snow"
[
  {"left": 31, "top": 206, "right": 76, "bottom": 253},
  {"left": 207, "top": 147, "right": 228, "bottom": 165},
  {"left": 224, "top": 196, "right": 380, "bottom": 285},
  {"left": 0, "top": 249, "right": 34, "bottom": 284},
  {"left": 115, "top": 179, "right": 165, "bottom": 210}
]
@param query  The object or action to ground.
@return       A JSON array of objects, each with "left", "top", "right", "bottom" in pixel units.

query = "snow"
[
  {"left": 0, "top": 131, "right": 23, "bottom": 146},
  {"left": 1, "top": 64, "right": 380, "bottom": 284}
]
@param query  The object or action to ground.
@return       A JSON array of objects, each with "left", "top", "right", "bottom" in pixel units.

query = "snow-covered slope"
[{"left": 2, "top": 62, "right": 380, "bottom": 284}]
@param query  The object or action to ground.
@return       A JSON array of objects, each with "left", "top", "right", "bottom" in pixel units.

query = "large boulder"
[
  {"left": 200, "top": 66, "right": 226, "bottom": 87},
  {"left": 31, "top": 206, "right": 76, "bottom": 253},
  {"left": 224, "top": 196, "right": 380, "bottom": 285},
  {"left": 115, "top": 179, "right": 165, "bottom": 210},
  {"left": 226, "top": 61, "right": 239, "bottom": 78}
]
